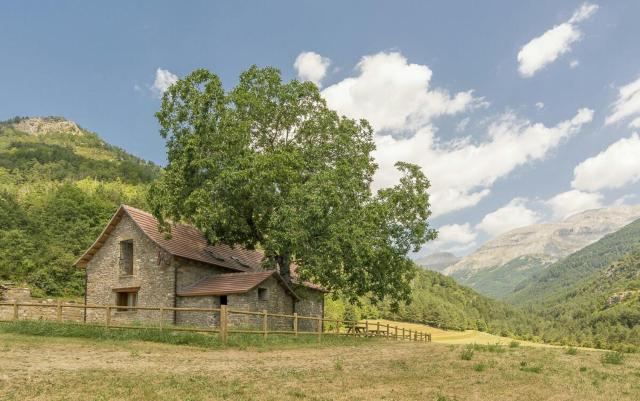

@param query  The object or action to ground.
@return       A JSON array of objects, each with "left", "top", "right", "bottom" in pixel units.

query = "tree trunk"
[{"left": 276, "top": 252, "right": 292, "bottom": 284}]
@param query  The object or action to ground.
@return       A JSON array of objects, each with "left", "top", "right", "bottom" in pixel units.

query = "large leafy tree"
[{"left": 148, "top": 67, "right": 436, "bottom": 304}]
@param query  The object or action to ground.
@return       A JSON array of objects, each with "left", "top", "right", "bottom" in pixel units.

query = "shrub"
[
  {"left": 519, "top": 361, "right": 542, "bottom": 373},
  {"left": 509, "top": 341, "right": 520, "bottom": 348},
  {"left": 460, "top": 348, "right": 474, "bottom": 361},
  {"left": 601, "top": 352, "right": 624, "bottom": 365},
  {"left": 566, "top": 347, "right": 578, "bottom": 355},
  {"left": 473, "top": 363, "right": 486, "bottom": 372},
  {"left": 579, "top": 366, "right": 588, "bottom": 372}
]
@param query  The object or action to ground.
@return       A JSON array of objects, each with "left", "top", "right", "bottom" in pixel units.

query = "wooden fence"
[{"left": 0, "top": 301, "right": 432, "bottom": 344}]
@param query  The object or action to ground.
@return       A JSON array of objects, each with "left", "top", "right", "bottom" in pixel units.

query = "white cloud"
[
  {"left": 371, "top": 107, "right": 593, "bottom": 217},
  {"left": 322, "top": 52, "right": 482, "bottom": 132},
  {"left": 571, "top": 133, "right": 640, "bottom": 191},
  {"left": 456, "top": 117, "right": 470, "bottom": 132},
  {"left": 151, "top": 68, "right": 178, "bottom": 96},
  {"left": 428, "top": 223, "right": 478, "bottom": 253},
  {"left": 294, "top": 51, "right": 331, "bottom": 87},
  {"left": 476, "top": 198, "right": 541, "bottom": 237},
  {"left": 569, "top": 60, "right": 580, "bottom": 69},
  {"left": 546, "top": 189, "right": 603, "bottom": 219},
  {"left": 614, "top": 194, "right": 637, "bottom": 206},
  {"left": 317, "top": 51, "right": 593, "bottom": 217},
  {"left": 535, "top": 102, "right": 545, "bottom": 109},
  {"left": 604, "top": 77, "right": 640, "bottom": 125},
  {"left": 630, "top": 117, "right": 640, "bottom": 129},
  {"left": 517, "top": 3, "right": 598, "bottom": 77}
]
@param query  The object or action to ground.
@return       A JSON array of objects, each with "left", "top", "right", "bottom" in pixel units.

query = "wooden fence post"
[
  {"left": 105, "top": 306, "right": 111, "bottom": 328},
  {"left": 376, "top": 321, "right": 380, "bottom": 337},
  {"left": 335, "top": 319, "right": 339, "bottom": 335},
  {"left": 56, "top": 300, "right": 62, "bottom": 323},
  {"left": 12, "top": 301, "right": 18, "bottom": 321},
  {"left": 293, "top": 313, "right": 298, "bottom": 337},
  {"left": 262, "top": 310, "right": 268, "bottom": 339},
  {"left": 386, "top": 323, "right": 390, "bottom": 339},
  {"left": 317, "top": 317, "right": 322, "bottom": 343},
  {"left": 352, "top": 321, "right": 356, "bottom": 338},
  {"left": 220, "top": 305, "right": 228, "bottom": 344},
  {"left": 365, "top": 320, "right": 369, "bottom": 337},
  {"left": 402, "top": 327, "right": 405, "bottom": 341},
  {"left": 395, "top": 326, "right": 398, "bottom": 340}
]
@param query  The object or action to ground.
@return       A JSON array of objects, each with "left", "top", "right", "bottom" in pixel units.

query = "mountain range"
[{"left": 440, "top": 205, "right": 640, "bottom": 298}]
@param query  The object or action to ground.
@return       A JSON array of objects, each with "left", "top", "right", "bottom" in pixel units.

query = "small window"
[
  {"left": 258, "top": 287, "right": 268, "bottom": 301},
  {"left": 115, "top": 291, "right": 137, "bottom": 311},
  {"left": 119, "top": 240, "right": 133, "bottom": 275},
  {"left": 220, "top": 295, "right": 228, "bottom": 305}
]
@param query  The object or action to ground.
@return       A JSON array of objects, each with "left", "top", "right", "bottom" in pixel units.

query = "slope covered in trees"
[
  {"left": 530, "top": 247, "right": 640, "bottom": 351},
  {"left": 326, "top": 268, "right": 542, "bottom": 339},
  {"left": 508, "top": 218, "right": 640, "bottom": 306},
  {"left": 0, "top": 117, "right": 159, "bottom": 295}
]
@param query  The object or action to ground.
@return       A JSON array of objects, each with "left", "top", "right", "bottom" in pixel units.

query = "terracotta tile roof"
[
  {"left": 74, "top": 205, "right": 326, "bottom": 292},
  {"left": 177, "top": 270, "right": 298, "bottom": 298},
  {"left": 122, "top": 205, "right": 257, "bottom": 272}
]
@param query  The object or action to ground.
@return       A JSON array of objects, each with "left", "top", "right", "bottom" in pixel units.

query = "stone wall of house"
[
  {"left": 175, "top": 295, "right": 220, "bottom": 327},
  {"left": 84, "top": 214, "right": 175, "bottom": 326},
  {"left": 228, "top": 276, "right": 295, "bottom": 330},
  {"left": 294, "top": 286, "right": 325, "bottom": 332},
  {"left": 175, "top": 276, "right": 296, "bottom": 331}
]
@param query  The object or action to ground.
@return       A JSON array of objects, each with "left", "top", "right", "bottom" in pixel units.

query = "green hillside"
[
  {"left": 0, "top": 117, "right": 159, "bottom": 295},
  {"left": 451, "top": 255, "right": 549, "bottom": 299},
  {"left": 532, "top": 247, "right": 640, "bottom": 351},
  {"left": 326, "top": 268, "right": 541, "bottom": 339},
  {"left": 508, "top": 218, "right": 640, "bottom": 306}
]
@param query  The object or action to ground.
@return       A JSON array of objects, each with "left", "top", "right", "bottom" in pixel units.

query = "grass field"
[{"left": 1, "top": 325, "right": 639, "bottom": 401}]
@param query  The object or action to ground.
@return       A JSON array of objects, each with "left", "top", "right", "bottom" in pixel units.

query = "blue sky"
[{"left": 2, "top": 1, "right": 640, "bottom": 256}]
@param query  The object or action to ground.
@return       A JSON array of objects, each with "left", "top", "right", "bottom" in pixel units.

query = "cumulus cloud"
[
  {"left": 546, "top": 189, "right": 603, "bottom": 219},
  {"left": 517, "top": 3, "right": 598, "bottom": 77},
  {"left": 428, "top": 223, "right": 478, "bottom": 253},
  {"left": 476, "top": 198, "right": 541, "bottom": 237},
  {"left": 604, "top": 77, "right": 640, "bottom": 126},
  {"left": 569, "top": 60, "right": 580, "bottom": 69},
  {"left": 294, "top": 51, "right": 331, "bottom": 87},
  {"left": 316, "top": 51, "right": 593, "bottom": 217},
  {"left": 151, "top": 68, "right": 178, "bottom": 96},
  {"left": 371, "top": 107, "right": 593, "bottom": 217},
  {"left": 535, "top": 102, "right": 545, "bottom": 109},
  {"left": 322, "top": 52, "right": 483, "bottom": 132},
  {"left": 571, "top": 133, "right": 640, "bottom": 191}
]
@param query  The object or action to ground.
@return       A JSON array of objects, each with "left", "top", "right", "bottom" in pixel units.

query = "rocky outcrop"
[
  {"left": 11, "top": 117, "right": 83, "bottom": 136},
  {"left": 415, "top": 252, "right": 461, "bottom": 272}
]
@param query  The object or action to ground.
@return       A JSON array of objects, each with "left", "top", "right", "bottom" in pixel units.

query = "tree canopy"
[{"left": 148, "top": 66, "right": 436, "bottom": 305}]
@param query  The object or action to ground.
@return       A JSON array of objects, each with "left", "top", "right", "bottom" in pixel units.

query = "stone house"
[{"left": 74, "top": 205, "right": 325, "bottom": 330}]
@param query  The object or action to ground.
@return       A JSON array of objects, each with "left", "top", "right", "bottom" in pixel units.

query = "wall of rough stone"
[
  {"left": 175, "top": 295, "right": 220, "bottom": 327},
  {"left": 0, "top": 284, "right": 83, "bottom": 322},
  {"left": 227, "top": 276, "right": 295, "bottom": 330},
  {"left": 84, "top": 214, "right": 175, "bottom": 326},
  {"left": 294, "top": 286, "right": 325, "bottom": 332}
]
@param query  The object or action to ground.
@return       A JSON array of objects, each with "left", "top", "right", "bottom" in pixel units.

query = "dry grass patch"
[{"left": 0, "top": 333, "right": 639, "bottom": 401}]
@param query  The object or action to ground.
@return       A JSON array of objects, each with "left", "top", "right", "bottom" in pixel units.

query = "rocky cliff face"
[
  {"left": 415, "top": 252, "right": 461, "bottom": 272},
  {"left": 11, "top": 116, "right": 84, "bottom": 136},
  {"left": 444, "top": 204, "right": 640, "bottom": 297}
]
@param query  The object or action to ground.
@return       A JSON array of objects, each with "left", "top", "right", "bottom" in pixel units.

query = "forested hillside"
[
  {"left": 508, "top": 218, "right": 640, "bottom": 306},
  {"left": 530, "top": 247, "right": 640, "bottom": 351},
  {"left": 0, "top": 117, "right": 159, "bottom": 295},
  {"left": 326, "top": 268, "right": 541, "bottom": 339}
]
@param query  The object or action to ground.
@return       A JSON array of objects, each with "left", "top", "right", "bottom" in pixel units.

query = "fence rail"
[{"left": 0, "top": 301, "right": 431, "bottom": 344}]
